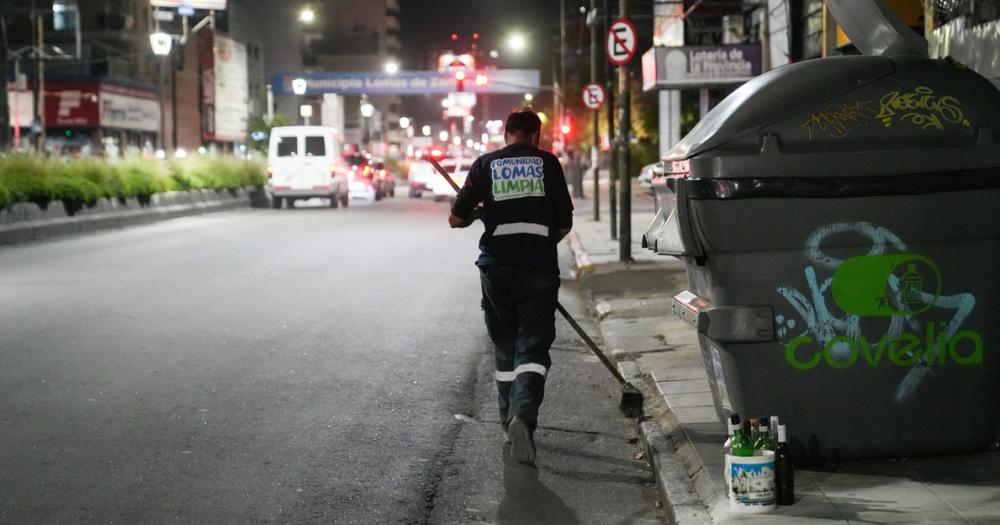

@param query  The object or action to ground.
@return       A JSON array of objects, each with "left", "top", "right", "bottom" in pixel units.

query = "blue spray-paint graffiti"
[{"left": 776, "top": 222, "right": 977, "bottom": 403}]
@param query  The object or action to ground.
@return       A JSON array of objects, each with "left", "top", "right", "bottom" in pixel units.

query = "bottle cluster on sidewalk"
[{"left": 722, "top": 414, "right": 794, "bottom": 513}]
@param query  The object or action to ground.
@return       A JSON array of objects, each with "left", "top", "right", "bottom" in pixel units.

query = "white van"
[{"left": 267, "top": 126, "right": 349, "bottom": 208}]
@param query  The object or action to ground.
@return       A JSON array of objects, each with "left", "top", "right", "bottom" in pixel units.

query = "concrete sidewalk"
[{"left": 568, "top": 186, "right": 1000, "bottom": 524}]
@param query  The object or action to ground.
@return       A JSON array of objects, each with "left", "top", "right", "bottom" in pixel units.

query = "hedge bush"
[{"left": 0, "top": 155, "right": 266, "bottom": 210}]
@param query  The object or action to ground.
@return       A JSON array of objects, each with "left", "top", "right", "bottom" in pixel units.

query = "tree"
[{"left": 247, "top": 113, "right": 290, "bottom": 153}]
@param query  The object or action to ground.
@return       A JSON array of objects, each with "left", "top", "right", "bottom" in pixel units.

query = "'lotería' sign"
[
  {"left": 642, "top": 44, "right": 762, "bottom": 90},
  {"left": 271, "top": 70, "right": 541, "bottom": 96}
]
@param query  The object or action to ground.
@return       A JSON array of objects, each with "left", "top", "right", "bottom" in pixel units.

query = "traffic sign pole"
[
  {"left": 616, "top": 5, "right": 632, "bottom": 262},
  {"left": 604, "top": 0, "right": 616, "bottom": 241},
  {"left": 590, "top": 0, "right": 600, "bottom": 222}
]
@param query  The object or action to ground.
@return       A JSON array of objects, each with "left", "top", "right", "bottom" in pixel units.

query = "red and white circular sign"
[
  {"left": 581, "top": 83, "right": 606, "bottom": 110},
  {"left": 606, "top": 18, "right": 638, "bottom": 66}
]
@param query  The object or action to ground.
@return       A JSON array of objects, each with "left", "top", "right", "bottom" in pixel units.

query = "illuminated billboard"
[{"left": 150, "top": 0, "right": 227, "bottom": 10}]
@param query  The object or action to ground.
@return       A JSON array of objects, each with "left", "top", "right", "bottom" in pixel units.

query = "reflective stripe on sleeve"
[
  {"left": 495, "top": 363, "right": 549, "bottom": 382},
  {"left": 493, "top": 222, "right": 550, "bottom": 237}
]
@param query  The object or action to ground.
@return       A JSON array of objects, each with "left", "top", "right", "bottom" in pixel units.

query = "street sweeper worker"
[{"left": 448, "top": 109, "right": 574, "bottom": 465}]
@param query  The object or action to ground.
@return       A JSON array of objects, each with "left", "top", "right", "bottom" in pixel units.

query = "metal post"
[
  {"left": 0, "top": 14, "right": 10, "bottom": 151},
  {"left": 158, "top": 56, "right": 166, "bottom": 151},
  {"left": 34, "top": 4, "right": 46, "bottom": 153},
  {"left": 604, "top": 0, "right": 617, "bottom": 240},
  {"left": 266, "top": 84, "right": 274, "bottom": 124},
  {"left": 618, "top": 0, "right": 631, "bottom": 261},
  {"left": 590, "top": 0, "right": 600, "bottom": 221},
  {"left": 171, "top": 52, "right": 178, "bottom": 150},
  {"left": 559, "top": 0, "right": 566, "bottom": 151}
]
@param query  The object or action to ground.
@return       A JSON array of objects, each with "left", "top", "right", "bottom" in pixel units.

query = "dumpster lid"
[{"left": 665, "top": 56, "right": 1000, "bottom": 179}]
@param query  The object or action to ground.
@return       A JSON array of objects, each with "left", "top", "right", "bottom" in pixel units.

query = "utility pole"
[
  {"left": 604, "top": 0, "right": 617, "bottom": 240},
  {"left": 556, "top": 0, "right": 565, "bottom": 154},
  {"left": 590, "top": 0, "right": 600, "bottom": 221},
  {"left": 559, "top": 0, "right": 566, "bottom": 151},
  {"left": 0, "top": 14, "right": 10, "bottom": 151},
  {"left": 618, "top": 0, "right": 632, "bottom": 261},
  {"left": 34, "top": 5, "right": 45, "bottom": 153}
]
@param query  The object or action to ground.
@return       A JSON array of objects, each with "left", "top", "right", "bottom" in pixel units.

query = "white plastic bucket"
[{"left": 725, "top": 451, "right": 776, "bottom": 513}]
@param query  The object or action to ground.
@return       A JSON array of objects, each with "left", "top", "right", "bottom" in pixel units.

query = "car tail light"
[
  {"left": 363, "top": 165, "right": 372, "bottom": 178},
  {"left": 378, "top": 169, "right": 387, "bottom": 179}
]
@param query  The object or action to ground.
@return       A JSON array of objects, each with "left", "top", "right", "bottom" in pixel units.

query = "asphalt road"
[{"left": 0, "top": 194, "right": 660, "bottom": 523}]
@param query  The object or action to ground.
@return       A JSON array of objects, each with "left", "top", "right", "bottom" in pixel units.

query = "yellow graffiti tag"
[
  {"left": 801, "top": 100, "right": 879, "bottom": 140},
  {"left": 877, "top": 86, "right": 971, "bottom": 131}
]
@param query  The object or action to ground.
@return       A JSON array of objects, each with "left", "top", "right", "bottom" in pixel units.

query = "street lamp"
[
  {"left": 360, "top": 102, "right": 375, "bottom": 118},
  {"left": 150, "top": 32, "right": 172, "bottom": 152},
  {"left": 398, "top": 117, "right": 411, "bottom": 129},
  {"left": 506, "top": 33, "right": 527, "bottom": 53},
  {"left": 384, "top": 60, "right": 399, "bottom": 74},
  {"left": 291, "top": 78, "right": 308, "bottom": 95},
  {"left": 524, "top": 93, "right": 534, "bottom": 102},
  {"left": 438, "top": 130, "right": 449, "bottom": 142},
  {"left": 422, "top": 125, "right": 431, "bottom": 137},
  {"left": 299, "top": 7, "right": 316, "bottom": 24}
]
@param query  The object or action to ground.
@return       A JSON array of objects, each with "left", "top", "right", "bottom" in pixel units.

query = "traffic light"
[
  {"left": 474, "top": 74, "right": 488, "bottom": 87},
  {"left": 560, "top": 121, "right": 571, "bottom": 136},
  {"left": 454, "top": 70, "right": 466, "bottom": 92}
]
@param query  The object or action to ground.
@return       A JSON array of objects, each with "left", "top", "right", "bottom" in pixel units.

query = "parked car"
[
  {"left": 370, "top": 159, "right": 396, "bottom": 199},
  {"left": 407, "top": 160, "right": 436, "bottom": 198},
  {"left": 266, "top": 126, "right": 349, "bottom": 208},
  {"left": 343, "top": 153, "right": 377, "bottom": 202},
  {"left": 430, "top": 158, "right": 473, "bottom": 202}
]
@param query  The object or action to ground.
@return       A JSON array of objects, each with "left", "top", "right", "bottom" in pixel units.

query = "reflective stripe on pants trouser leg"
[{"left": 481, "top": 265, "right": 559, "bottom": 431}]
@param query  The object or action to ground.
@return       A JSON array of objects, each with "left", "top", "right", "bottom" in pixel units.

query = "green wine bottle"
[
  {"left": 754, "top": 418, "right": 776, "bottom": 451},
  {"left": 731, "top": 417, "right": 754, "bottom": 457}
]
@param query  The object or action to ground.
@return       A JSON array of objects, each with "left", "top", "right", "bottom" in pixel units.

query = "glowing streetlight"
[
  {"left": 438, "top": 130, "right": 449, "bottom": 142},
  {"left": 523, "top": 93, "right": 533, "bottom": 102},
  {"left": 452, "top": 136, "right": 462, "bottom": 146},
  {"left": 360, "top": 103, "right": 375, "bottom": 118},
  {"left": 299, "top": 7, "right": 316, "bottom": 24},
  {"left": 291, "top": 78, "right": 308, "bottom": 95},
  {"left": 398, "top": 117, "right": 411, "bottom": 129},
  {"left": 506, "top": 33, "right": 527, "bottom": 53},
  {"left": 384, "top": 60, "right": 399, "bottom": 74},
  {"left": 489, "top": 49, "right": 500, "bottom": 59},
  {"left": 422, "top": 125, "right": 431, "bottom": 136}
]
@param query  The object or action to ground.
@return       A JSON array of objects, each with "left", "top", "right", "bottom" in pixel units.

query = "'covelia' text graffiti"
[{"left": 775, "top": 222, "right": 980, "bottom": 403}]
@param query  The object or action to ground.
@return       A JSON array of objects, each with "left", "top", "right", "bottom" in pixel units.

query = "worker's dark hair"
[{"left": 504, "top": 110, "right": 542, "bottom": 137}]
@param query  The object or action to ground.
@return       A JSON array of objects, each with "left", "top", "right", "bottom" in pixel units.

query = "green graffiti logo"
[
  {"left": 782, "top": 252, "right": 984, "bottom": 371},
  {"left": 785, "top": 329, "right": 983, "bottom": 371},
  {"left": 832, "top": 254, "right": 942, "bottom": 316}
]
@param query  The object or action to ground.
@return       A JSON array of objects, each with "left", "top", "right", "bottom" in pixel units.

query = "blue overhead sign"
[{"left": 271, "top": 70, "right": 540, "bottom": 96}]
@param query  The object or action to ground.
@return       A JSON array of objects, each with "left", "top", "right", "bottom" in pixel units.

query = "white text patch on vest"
[{"left": 491, "top": 156, "right": 545, "bottom": 201}]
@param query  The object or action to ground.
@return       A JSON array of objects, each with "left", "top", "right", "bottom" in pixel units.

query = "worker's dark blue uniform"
[{"left": 452, "top": 142, "right": 574, "bottom": 432}]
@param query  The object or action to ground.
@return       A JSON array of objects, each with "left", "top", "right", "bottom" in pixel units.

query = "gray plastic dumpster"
[{"left": 646, "top": 55, "right": 1000, "bottom": 462}]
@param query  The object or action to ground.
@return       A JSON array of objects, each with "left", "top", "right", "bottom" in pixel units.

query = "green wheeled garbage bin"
[{"left": 645, "top": 55, "right": 1000, "bottom": 462}]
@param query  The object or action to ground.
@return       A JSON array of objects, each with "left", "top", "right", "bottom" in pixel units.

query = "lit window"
[{"left": 53, "top": 0, "right": 78, "bottom": 31}]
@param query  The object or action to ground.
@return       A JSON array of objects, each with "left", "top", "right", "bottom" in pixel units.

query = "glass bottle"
[
  {"left": 775, "top": 424, "right": 795, "bottom": 505},
  {"left": 731, "top": 417, "right": 754, "bottom": 457},
  {"left": 754, "top": 419, "right": 776, "bottom": 451}
]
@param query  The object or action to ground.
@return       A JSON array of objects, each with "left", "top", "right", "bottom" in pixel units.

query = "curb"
[
  {"left": 568, "top": 226, "right": 714, "bottom": 525},
  {"left": 0, "top": 189, "right": 261, "bottom": 246},
  {"left": 641, "top": 421, "right": 713, "bottom": 525}
]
